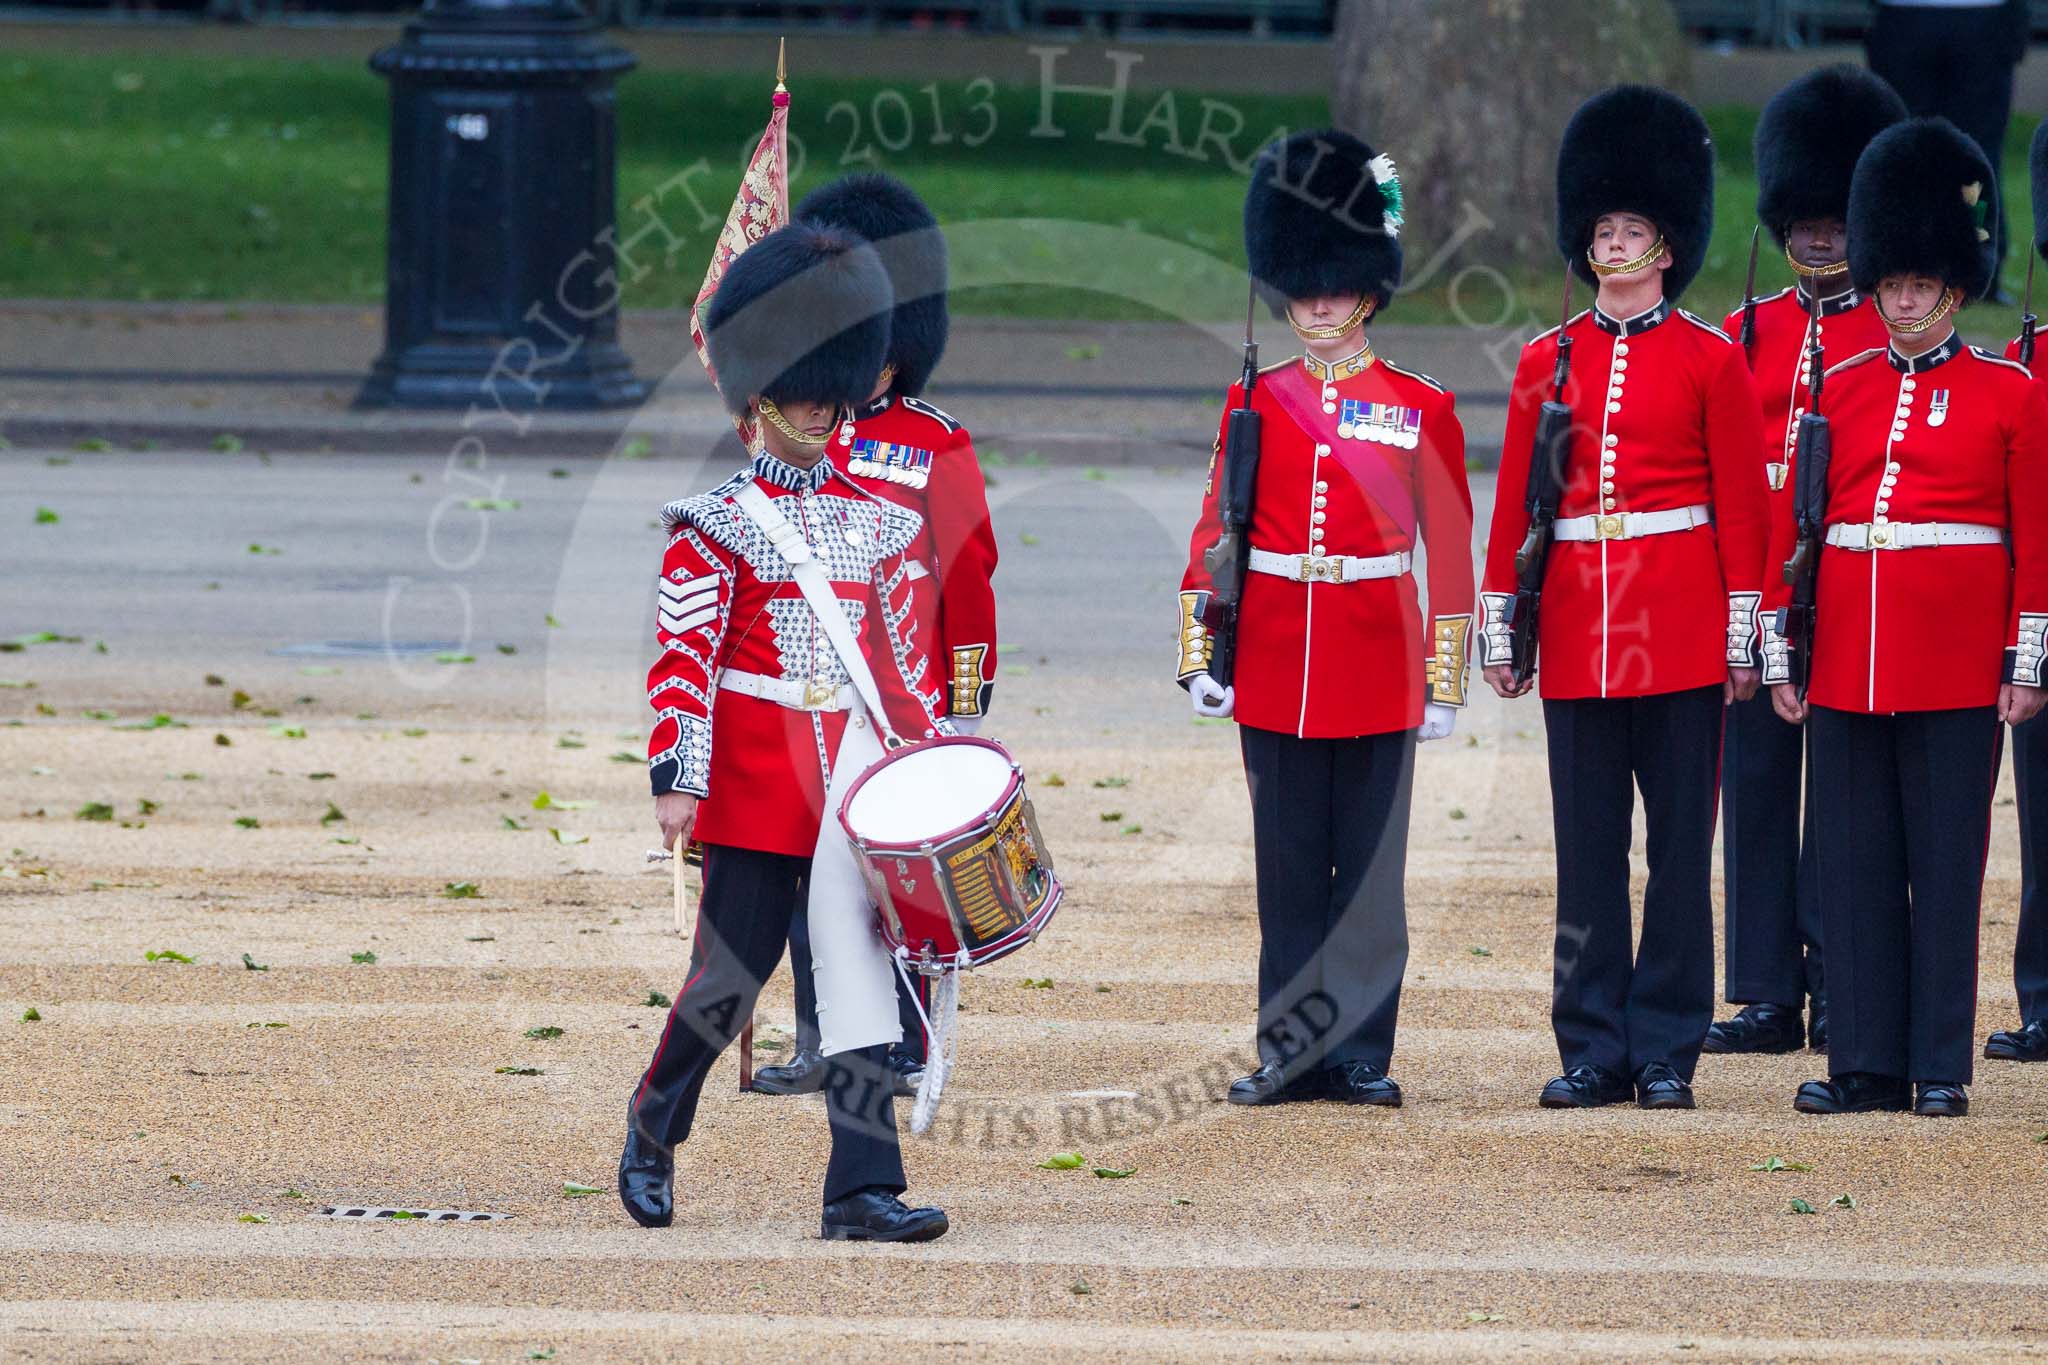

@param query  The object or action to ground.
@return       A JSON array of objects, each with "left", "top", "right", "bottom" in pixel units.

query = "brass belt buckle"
[
  {"left": 1595, "top": 514, "right": 1626, "bottom": 541},
  {"left": 1868, "top": 525, "right": 1891, "bottom": 549},
  {"left": 803, "top": 680, "right": 836, "bottom": 708}
]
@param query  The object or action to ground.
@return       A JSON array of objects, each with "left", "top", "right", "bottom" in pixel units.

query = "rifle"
[
  {"left": 1776, "top": 285, "right": 1830, "bottom": 699},
  {"left": 1504, "top": 268, "right": 1577, "bottom": 689},
  {"left": 1199, "top": 281, "right": 1265, "bottom": 686},
  {"left": 2021, "top": 248, "right": 2038, "bottom": 368},
  {"left": 1737, "top": 225, "right": 1761, "bottom": 365}
]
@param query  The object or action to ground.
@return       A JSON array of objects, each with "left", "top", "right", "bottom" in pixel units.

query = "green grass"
[{"left": 0, "top": 50, "right": 2036, "bottom": 324}]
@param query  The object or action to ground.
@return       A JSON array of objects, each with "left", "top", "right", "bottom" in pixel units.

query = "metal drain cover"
[
  {"left": 271, "top": 641, "right": 462, "bottom": 659},
  {"left": 318, "top": 1205, "right": 509, "bottom": 1222}
]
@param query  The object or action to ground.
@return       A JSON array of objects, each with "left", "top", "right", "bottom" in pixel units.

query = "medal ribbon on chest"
[
  {"left": 847, "top": 437, "right": 934, "bottom": 487},
  {"left": 1927, "top": 389, "right": 1950, "bottom": 428},
  {"left": 1336, "top": 397, "right": 1423, "bottom": 450}
]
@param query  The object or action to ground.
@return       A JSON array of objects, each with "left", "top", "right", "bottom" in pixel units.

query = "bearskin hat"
[
  {"left": 795, "top": 173, "right": 949, "bottom": 397},
  {"left": 2030, "top": 118, "right": 2048, "bottom": 259},
  {"left": 1847, "top": 117, "right": 1997, "bottom": 299},
  {"left": 1755, "top": 65, "right": 1907, "bottom": 247},
  {"left": 1243, "top": 128, "right": 1405, "bottom": 318},
  {"left": 701, "top": 222, "right": 893, "bottom": 418},
  {"left": 1555, "top": 85, "right": 1716, "bottom": 301}
]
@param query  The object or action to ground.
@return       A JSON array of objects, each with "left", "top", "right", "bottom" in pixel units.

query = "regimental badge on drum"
[
  {"left": 1336, "top": 398, "right": 1423, "bottom": 449},
  {"left": 1928, "top": 389, "right": 1950, "bottom": 428},
  {"left": 848, "top": 438, "right": 935, "bottom": 488}
]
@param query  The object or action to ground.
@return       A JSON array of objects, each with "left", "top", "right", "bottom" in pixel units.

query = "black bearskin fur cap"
[
  {"left": 1848, "top": 117, "right": 1997, "bottom": 299},
  {"left": 1755, "top": 64, "right": 1907, "bottom": 246},
  {"left": 1556, "top": 85, "right": 1716, "bottom": 301},
  {"left": 1243, "top": 128, "right": 1405, "bottom": 317},
  {"left": 702, "top": 222, "right": 893, "bottom": 417},
  {"left": 795, "top": 173, "right": 949, "bottom": 397}
]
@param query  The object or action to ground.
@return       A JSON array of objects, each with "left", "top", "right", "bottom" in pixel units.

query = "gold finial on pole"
[{"left": 775, "top": 37, "right": 787, "bottom": 93}]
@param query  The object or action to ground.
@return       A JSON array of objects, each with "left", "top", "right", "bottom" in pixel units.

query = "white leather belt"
[
  {"left": 1552, "top": 504, "right": 1712, "bottom": 542},
  {"left": 1825, "top": 521, "right": 2006, "bottom": 551},
  {"left": 1248, "top": 547, "right": 1412, "bottom": 583},
  {"left": 906, "top": 559, "right": 930, "bottom": 581},
  {"left": 720, "top": 668, "right": 855, "bottom": 712}
]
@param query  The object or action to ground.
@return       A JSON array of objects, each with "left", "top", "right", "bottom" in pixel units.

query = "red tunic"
[
  {"left": 1722, "top": 286, "right": 1893, "bottom": 614},
  {"left": 1764, "top": 333, "right": 2048, "bottom": 713},
  {"left": 645, "top": 455, "right": 950, "bottom": 857},
  {"left": 1480, "top": 301, "right": 1771, "bottom": 699},
  {"left": 1177, "top": 346, "right": 1476, "bottom": 739},
  {"left": 829, "top": 393, "right": 1000, "bottom": 720}
]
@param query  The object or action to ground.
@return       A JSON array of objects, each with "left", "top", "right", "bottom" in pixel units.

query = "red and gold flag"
[{"left": 691, "top": 41, "right": 792, "bottom": 449}]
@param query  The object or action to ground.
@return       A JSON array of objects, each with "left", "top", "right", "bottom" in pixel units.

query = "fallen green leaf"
[
  {"left": 349, "top": 950, "right": 377, "bottom": 964},
  {"left": 1092, "top": 1166, "right": 1136, "bottom": 1179},
  {"left": 498, "top": 643, "right": 517, "bottom": 655},
  {"left": 556, "top": 737, "right": 585, "bottom": 749},
  {"left": 549, "top": 829, "right": 589, "bottom": 845},
  {"left": 319, "top": 803, "right": 346, "bottom": 826},
  {"left": 33, "top": 506, "right": 58, "bottom": 525},
  {"left": 443, "top": 882, "right": 481, "bottom": 899},
  {"left": 435, "top": 653, "right": 475, "bottom": 665},
  {"left": 241, "top": 952, "right": 269, "bottom": 972},
  {"left": 20, "top": 1007, "right": 40, "bottom": 1022},
  {"left": 401, "top": 727, "right": 428, "bottom": 738},
  {"left": 1022, "top": 977, "right": 1053, "bottom": 989},
  {"left": 76, "top": 802, "right": 114, "bottom": 822},
  {"left": 1464, "top": 1311, "right": 1503, "bottom": 1323},
  {"left": 1170, "top": 1197, "right": 1193, "bottom": 1206},
  {"left": 1830, "top": 1193, "right": 1858, "bottom": 1210},
  {"left": 1092, "top": 776, "right": 1129, "bottom": 789},
  {"left": 644, "top": 990, "right": 672, "bottom": 1008},
  {"left": 1469, "top": 946, "right": 1493, "bottom": 957},
  {"left": 496, "top": 1066, "right": 543, "bottom": 1076},
  {"left": 1749, "top": 1156, "right": 1812, "bottom": 1173},
  {"left": 501, "top": 816, "right": 528, "bottom": 830},
  {"left": 213, "top": 433, "right": 244, "bottom": 453},
  {"left": 464, "top": 498, "right": 521, "bottom": 511},
  {"left": 145, "top": 949, "right": 195, "bottom": 964},
  {"left": 234, "top": 816, "right": 261, "bottom": 829},
  {"left": 609, "top": 751, "right": 640, "bottom": 763},
  {"left": 545, "top": 613, "right": 562, "bottom": 628},
  {"left": 1787, "top": 1198, "right": 1818, "bottom": 1215},
  {"left": 1098, "top": 811, "right": 1123, "bottom": 822},
  {"left": 1068, "top": 1278, "right": 1091, "bottom": 1295},
  {"left": 531, "top": 791, "right": 592, "bottom": 811},
  {"left": 238, "top": 1213, "right": 270, "bottom": 1224},
  {"left": 1038, "top": 1151, "right": 1087, "bottom": 1170},
  {"left": 561, "top": 1182, "right": 600, "bottom": 1198},
  {"left": 268, "top": 724, "right": 307, "bottom": 739},
  {"left": 525, "top": 1025, "right": 564, "bottom": 1040}
]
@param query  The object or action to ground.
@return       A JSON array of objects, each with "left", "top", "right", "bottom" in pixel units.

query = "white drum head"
[{"left": 845, "top": 742, "right": 1015, "bottom": 845}]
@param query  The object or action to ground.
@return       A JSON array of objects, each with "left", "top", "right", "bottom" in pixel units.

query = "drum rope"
[{"left": 895, "top": 950, "right": 970, "bottom": 1135}]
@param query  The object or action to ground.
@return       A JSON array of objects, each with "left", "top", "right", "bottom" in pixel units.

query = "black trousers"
[
  {"left": 1239, "top": 724, "right": 1415, "bottom": 1077},
  {"left": 1810, "top": 705, "right": 2002, "bottom": 1086},
  {"left": 627, "top": 843, "right": 904, "bottom": 1203},
  {"left": 1544, "top": 686, "right": 1723, "bottom": 1081},
  {"left": 788, "top": 909, "right": 931, "bottom": 1061},
  {"left": 1868, "top": 1, "right": 2021, "bottom": 289},
  {"left": 2015, "top": 715, "right": 2048, "bottom": 1023},
  {"left": 1720, "top": 690, "right": 1823, "bottom": 1008}
]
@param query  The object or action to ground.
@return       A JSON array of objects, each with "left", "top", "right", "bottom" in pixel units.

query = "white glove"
[
  {"left": 950, "top": 715, "right": 983, "bottom": 737},
  {"left": 1416, "top": 702, "right": 1457, "bottom": 742},
  {"left": 1189, "top": 672, "right": 1235, "bottom": 719}
]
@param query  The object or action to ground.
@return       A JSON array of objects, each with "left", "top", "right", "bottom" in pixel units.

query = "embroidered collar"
[
  {"left": 1300, "top": 343, "right": 1376, "bottom": 382},
  {"left": 855, "top": 392, "right": 895, "bottom": 421},
  {"left": 1887, "top": 329, "right": 1962, "bottom": 374},
  {"left": 1796, "top": 283, "right": 1863, "bottom": 317},
  {"left": 751, "top": 451, "right": 834, "bottom": 492},
  {"left": 1591, "top": 299, "right": 1671, "bottom": 336}
]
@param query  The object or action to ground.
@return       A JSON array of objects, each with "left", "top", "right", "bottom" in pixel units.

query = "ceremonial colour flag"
[{"left": 692, "top": 39, "right": 791, "bottom": 449}]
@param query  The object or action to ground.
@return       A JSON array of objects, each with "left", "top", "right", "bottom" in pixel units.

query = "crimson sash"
[{"left": 1262, "top": 361, "right": 1419, "bottom": 543}]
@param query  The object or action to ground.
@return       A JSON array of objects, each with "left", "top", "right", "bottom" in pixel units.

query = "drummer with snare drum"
[
  {"left": 621, "top": 221, "right": 954, "bottom": 1243},
  {"left": 1177, "top": 129, "right": 1476, "bottom": 1108}
]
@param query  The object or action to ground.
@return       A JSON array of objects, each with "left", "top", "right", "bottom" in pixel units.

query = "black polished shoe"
[
  {"left": 820, "top": 1188, "right": 949, "bottom": 1243},
  {"left": 617, "top": 1123, "right": 674, "bottom": 1229},
  {"left": 1807, "top": 1002, "right": 1827, "bottom": 1052},
  {"left": 1793, "top": 1071, "right": 1909, "bottom": 1114},
  {"left": 1539, "top": 1064, "right": 1632, "bottom": 1109},
  {"left": 1701, "top": 1002, "right": 1804, "bottom": 1055},
  {"left": 1914, "top": 1082, "right": 1969, "bottom": 1117},
  {"left": 884, "top": 1048, "right": 925, "bottom": 1099},
  {"left": 1635, "top": 1061, "right": 1696, "bottom": 1110},
  {"left": 1321, "top": 1060, "right": 1403, "bottom": 1107},
  {"left": 751, "top": 1046, "right": 828, "bottom": 1095},
  {"left": 1226, "top": 1062, "right": 1320, "bottom": 1106},
  {"left": 1984, "top": 1019, "right": 2048, "bottom": 1062}
]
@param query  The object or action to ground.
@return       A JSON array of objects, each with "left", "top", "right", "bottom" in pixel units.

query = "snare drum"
[{"left": 838, "top": 736, "right": 1061, "bottom": 973}]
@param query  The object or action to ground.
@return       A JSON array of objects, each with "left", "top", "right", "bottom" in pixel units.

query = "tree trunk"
[{"left": 1331, "top": 0, "right": 1690, "bottom": 280}]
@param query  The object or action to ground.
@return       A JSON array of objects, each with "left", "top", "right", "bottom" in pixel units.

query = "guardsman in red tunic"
[
  {"left": 1770, "top": 118, "right": 2048, "bottom": 1117},
  {"left": 1703, "top": 66, "right": 1906, "bottom": 1059},
  {"left": 1177, "top": 129, "right": 1475, "bottom": 1108},
  {"left": 1983, "top": 121, "right": 2048, "bottom": 1065},
  {"left": 621, "top": 223, "right": 954, "bottom": 1241},
  {"left": 752, "top": 173, "right": 1000, "bottom": 1099},
  {"left": 1480, "top": 86, "right": 1770, "bottom": 1111}
]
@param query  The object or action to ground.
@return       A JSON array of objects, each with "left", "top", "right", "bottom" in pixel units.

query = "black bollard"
[{"left": 358, "top": 0, "right": 647, "bottom": 410}]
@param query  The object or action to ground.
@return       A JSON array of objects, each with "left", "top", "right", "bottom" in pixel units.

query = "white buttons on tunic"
[
  {"left": 1315, "top": 444, "right": 1331, "bottom": 457},
  {"left": 1313, "top": 495, "right": 1328, "bottom": 509},
  {"left": 1604, "top": 434, "right": 1618, "bottom": 448},
  {"left": 1314, "top": 480, "right": 1329, "bottom": 493},
  {"left": 1615, "top": 342, "right": 1630, "bottom": 357},
  {"left": 1887, "top": 461, "right": 1901, "bottom": 474}
]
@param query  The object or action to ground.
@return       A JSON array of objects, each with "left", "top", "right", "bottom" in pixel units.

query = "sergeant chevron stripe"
[{"left": 658, "top": 575, "right": 719, "bottom": 635}]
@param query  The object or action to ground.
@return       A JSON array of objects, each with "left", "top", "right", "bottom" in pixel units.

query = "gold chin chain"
[
  {"left": 1877, "top": 286, "right": 1959, "bottom": 335},
  {"left": 1586, "top": 235, "right": 1667, "bottom": 277},
  {"left": 1784, "top": 246, "right": 1850, "bottom": 282},
  {"left": 1287, "top": 295, "right": 1374, "bottom": 341},
  {"left": 756, "top": 395, "right": 838, "bottom": 447},
  {"left": 875, "top": 363, "right": 897, "bottom": 391}
]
